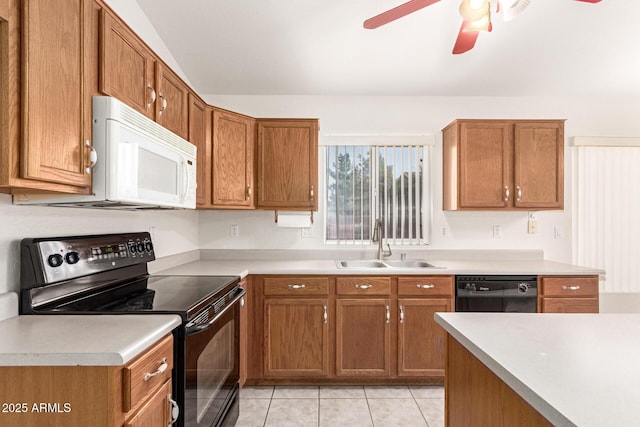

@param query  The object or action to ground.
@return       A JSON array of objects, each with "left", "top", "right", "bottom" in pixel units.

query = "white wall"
[
  {"left": 198, "top": 95, "right": 640, "bottom": 265},
  {"left": 0, "top": 194, "right": 199, "bottom": 294}
]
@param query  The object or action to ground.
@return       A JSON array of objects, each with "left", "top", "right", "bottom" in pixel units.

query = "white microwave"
[{"left": 17, "top": 96, "right": 196, "bottom": 209}]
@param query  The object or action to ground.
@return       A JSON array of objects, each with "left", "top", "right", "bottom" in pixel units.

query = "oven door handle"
[{"left": 186, "top": 287, "right": 246, "bottom": 334}]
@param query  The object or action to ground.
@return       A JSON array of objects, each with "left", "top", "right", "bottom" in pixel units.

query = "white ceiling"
[{"left": 135, "top": 0, "right": 639, "bottom": 96}]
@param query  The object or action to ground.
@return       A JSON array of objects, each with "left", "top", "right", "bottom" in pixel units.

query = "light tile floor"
[{"left": 237, "top": 385, "right": 444, "bottom": 427}]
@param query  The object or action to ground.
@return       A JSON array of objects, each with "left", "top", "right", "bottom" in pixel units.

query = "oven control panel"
[{"left": 22, "top": 232, "right": 155, "bottom": 285}]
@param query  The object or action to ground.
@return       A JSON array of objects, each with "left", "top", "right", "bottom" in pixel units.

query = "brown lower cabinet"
[
  {"left": 247, "top": 274, "right": 454, "bottom": 384},
  {"left": 0, "top": 334, "right": 173, "bottom": 427},
  {"left": 539, "top": 275, "right": 599, "bottom": 313}
]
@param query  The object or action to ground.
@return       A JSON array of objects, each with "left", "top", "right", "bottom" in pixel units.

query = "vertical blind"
[
  {"left": 326, "top": 145, "right": 427, "bottom": 245},
  {"left": 574, "top": 137, "right": 640, "bottom": 292}
]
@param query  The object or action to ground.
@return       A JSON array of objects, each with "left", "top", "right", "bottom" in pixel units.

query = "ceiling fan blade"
[
  {"left": 452, "top": 20, "right": 479, "bottom": 54},
  {"left": 364, "top": 0, "right": 441, "bottom": 29},
  {"left": 574, "top": 0, "right": 601, "bottom": 2}
]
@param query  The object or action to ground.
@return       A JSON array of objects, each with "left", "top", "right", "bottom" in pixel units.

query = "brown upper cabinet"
[
  {"left": 188, "top": 93, "right": 209, "bottom": 207},
  {"left": 210, "top": 109, "right": 256, "bottom": 209},
  {"left": 442, "top": 119, "right": 564, "bottom": 210},
  {"left": 256, "top": 119, "right": 319, "bottom": 210},
  {"left": 100, "top": 9, "right": 188, "bottom": 140},
  {"left": 1, "top": 0, "right": 98, "bottom": 194}
]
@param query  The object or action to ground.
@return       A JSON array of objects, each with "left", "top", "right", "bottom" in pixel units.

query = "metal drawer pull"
[
  {"left": 323, "top": 305, "right": 328, "bottom": 324},
  {"left": 399, "top": 305, "right": 404, "bottom": 324},
  {"left": 504, "top": 186, "right": 510, "bottom": 202},
  {"left": 416, "top": 284, "right": 435, "bottom": 289},
  {"left": 288, "top": 284, "right": 306, "bottom": 289},
  {"left": 169, "top": 397, "right": 180, "bottom": 424},
  {"left": 144, "top": 358, "right": 168, "bottom": 381},
  {"left": 516, "top": 185, "right": 522, "bottom": 202},
  {"left": 385, "top": 305, "right": 390, "bottom": 324},
  {"left": 562, "top": 285, "right": 581, "bottom": 291},
  {"left": 355, "top": 284, "right": 372, "bottom": 289}
]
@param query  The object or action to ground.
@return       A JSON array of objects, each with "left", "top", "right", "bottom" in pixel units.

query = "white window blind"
[
  {"left": 574, "top": 137, "right": 640, "bottom": 293},
  {"left": 326, "top": 144, "right": 430, "bottom": 245}
]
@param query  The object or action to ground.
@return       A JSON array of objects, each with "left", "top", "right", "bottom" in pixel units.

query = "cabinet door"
[
  {"left": 124, "top": 379, "right": 171, "bottom": 427},
  {"left": 155, "top": 64, "right": 188, "bottom": 139},
  {"left": 212, "top": 110, "right": 255, "bottom": 208},
  {"left": 100, "top": 9, "right": 155, "bottom": 118},
  {"left": 336, "top": 298, "right": 391, "bottom": 377},
  {"left": 21, "top": 0, "right": 92, "bottom": 187},
  {"left": 398, "top": 298, "right": 451, "bottom": 377},
  {"left": 188, "top": 94, "right": 209, "bottom": 207},
  {"left": 458, "top": 121, "right": 512, "bottom": 208},
  {"left": 257, "top": 119, "right": 318, "bottom": 209},
  {"left": 264, "top": 298, "right": 329, "bottom": 377},
  {"left": 513, "top": 121, "right": 564, "bottom": 209}
]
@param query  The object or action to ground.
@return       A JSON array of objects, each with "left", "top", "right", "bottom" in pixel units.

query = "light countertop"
[
  {"left": 435, "top": 312, "right": 640, "bottom": 427},
  {"left": 155, "top": 258, "right": 604, "bottom": 277},
  {"left": 0, "top": 314, "right": 181, "bottom": 366}
]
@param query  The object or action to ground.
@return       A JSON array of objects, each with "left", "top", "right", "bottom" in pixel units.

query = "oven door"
[{"left": 184, "top": 288, "right": 244, "bottom": 427}]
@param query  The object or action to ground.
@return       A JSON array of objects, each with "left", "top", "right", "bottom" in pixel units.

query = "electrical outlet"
[
  {"left": 440, "top": 226, "right": 449, "bottom": 238},
  {"left": 230, "top": 224, "right": 239, "bottom": 238},
  {"left": 493, "top": 225, "right": 503, "bottom": 239},
  {"left": 527, "top": 211, "right": 538, "bottom": 235},
  {"left": 301, "top": 227, "right": 313, "bottom": 238}
]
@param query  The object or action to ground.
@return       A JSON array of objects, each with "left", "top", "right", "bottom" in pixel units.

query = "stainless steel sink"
[
  {"left": 336, "top": 260, "right": 387, "bottom": 268},
  {"left": 336, "top": 259, "right": 441, "bottom": 269},
  {"left": 384, "top": 260, "right": 437, "bottom": 268}
]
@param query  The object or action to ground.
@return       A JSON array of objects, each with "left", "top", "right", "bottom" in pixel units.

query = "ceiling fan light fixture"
[
  {"left": 459, "top": 0, "right": 490, "bottom": 22},
  {"left": 464, "top": 14, "right": 492, "bottom": 32}
]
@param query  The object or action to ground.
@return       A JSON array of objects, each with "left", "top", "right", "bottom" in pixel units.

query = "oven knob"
[
  {"left": 145, "top": 241, "right": 153, "bottom": 252},
  {"left": 65, "top": 251, "right": 80, "bottom": 264},
  {"left": 47, "top": 253, "right": 64, "bottom": 268},
  {"left": 518, "top": 283, "right": 529, "bottom": 294},
  {"left": 128, "top": 242, "right": 137, "bottom": 254},
  {"left": 136, "top": 242, "right": 145, "bottom": 253}
]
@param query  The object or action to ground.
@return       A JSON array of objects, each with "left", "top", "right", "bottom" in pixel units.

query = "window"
[{"left": 325, "top": 141, "right": 431, "bottom": 245}]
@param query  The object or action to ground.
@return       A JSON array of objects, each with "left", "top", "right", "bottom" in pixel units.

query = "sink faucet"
[{"left": 372, "top": 218, "right": 392, "bottom": 260}]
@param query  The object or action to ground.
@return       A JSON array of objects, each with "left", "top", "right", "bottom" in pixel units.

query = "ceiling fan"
[{"left": 363, "top": 0, "right": 602, "bottom": 54}]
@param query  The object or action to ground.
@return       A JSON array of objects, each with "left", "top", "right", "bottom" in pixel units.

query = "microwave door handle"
[{"left": 182, "top": 158, "right": 189, "bottom": 201}]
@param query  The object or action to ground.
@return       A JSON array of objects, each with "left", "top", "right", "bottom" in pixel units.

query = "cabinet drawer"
[
  {"left": 123, "top": 334, "right": 173, "bottom": 412},
  {"left": 540, "top": 276, "right": 598, "bottom": 297},
  {"left": 264, "top": 277, "right": 329, "bottom": 295},
  {"left": 541, "top": 297, "right": 599, "bottom": 313},
  {"left": 398, "top": 276, "right": 454, "bottom": 296},
  {"left": 336, "top": 277, "right": 391, "bottom": 295}
]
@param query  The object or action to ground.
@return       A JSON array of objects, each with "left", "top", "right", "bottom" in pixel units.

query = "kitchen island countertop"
[
  {"left": 435, "top": 312, "right": 640, "bottom": 427},
  {"left": 0, "top": 314, "right": 181, "bottom": 366}
]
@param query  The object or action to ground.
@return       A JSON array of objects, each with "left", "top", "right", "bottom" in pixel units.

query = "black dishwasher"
[{"left": 455, "top": 275, "right": 538, "bottom": 312}]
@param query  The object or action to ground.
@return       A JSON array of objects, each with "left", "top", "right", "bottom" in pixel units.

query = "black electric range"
[{"left": 19, "top": 232, "right": 244, "bottom": 427}]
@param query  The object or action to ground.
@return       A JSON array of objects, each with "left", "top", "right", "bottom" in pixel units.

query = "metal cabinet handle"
[
  {"left": 504, "top": 186, "right": 510, "bottom": 202},
  {"left": 240, "top": 297, "right": 245, "bottom": 308},
  {"left": 144, "top": 358, "right": 168, "bottom": 381},
  {"left": 416, "top": 284, "right": 435, "bottom": 289},
  {"left": 169, "top": 397, "right": 179, "bottom": 424},
  {"left": 385, "top": 305, "right": 390, "bottom": 324},
  {"left": 85, "top": 140, "right": 97, "bottom": 174},
  {"left": 310, "top": 185, "right": 314, "bottom": 200},
  {"left": 147, "top": 83, "right": 156, "bottom": 107},
  {"left": 288, "top": 284, "right": 306, "bottom": 289},
  {"left": 355, "top": 284, "right": 372, "bottom": 289},
  {"left": 323, "top": 305, "right": 328, "bottom": 324},
  {"left": 158, "top": 93, "right": 167, "bottom": 114},
  {"left": 516, "top": 185, "right": 522, "bottom": 202},
  {"left": 562, "top": 285, "right": 581, "bottom": 291},
  {"left": 246, "top": 185, "right": 252, "bottom": 200},
  {"left": 399, "top": 305, "right": 404, "bottom": 324}
]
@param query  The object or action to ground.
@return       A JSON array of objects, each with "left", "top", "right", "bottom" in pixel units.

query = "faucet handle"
[
  {"left": 400, "top": 252, "right": 406, "bottom": 261},
  {"left": 383, "top": 243, "right": 392, "bottom": 259}
]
